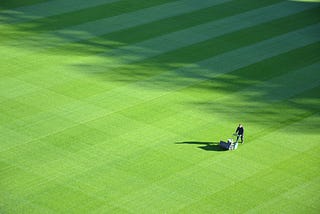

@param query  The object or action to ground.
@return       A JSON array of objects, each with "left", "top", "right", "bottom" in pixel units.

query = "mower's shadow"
[{"left": 175, "top": 141, "right": 225, "bottom": 152}]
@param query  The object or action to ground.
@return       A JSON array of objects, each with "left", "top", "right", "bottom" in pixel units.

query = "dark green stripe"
[
  {"left": 0, "top": 0, "right": 48, "bottom": 11},
  {"left": 16, "top": 0, "right": 174, "bottom": 31}
]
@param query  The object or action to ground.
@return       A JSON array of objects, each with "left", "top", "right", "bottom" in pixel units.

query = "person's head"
[{"left": 239, "top": 124, "right": 242, "bottom": 127}]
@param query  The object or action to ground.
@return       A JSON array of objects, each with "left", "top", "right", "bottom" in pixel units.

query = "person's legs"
[
  {"left": 241, "top": 135, "right": 244, "bottom": 144},
  {"left": 236, "top": 135, "right": 240, "bottom": 143}
]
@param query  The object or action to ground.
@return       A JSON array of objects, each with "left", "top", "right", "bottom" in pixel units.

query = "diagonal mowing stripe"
[
  {"left": 85, "top": 24, "right": 320, "bottom": 104},
  {"left": 141, "top": 24, "right": 320, "bottom": 91},
  {"left": 240, "top": 62, "right": 320, "bottom": 102},
  {"left": 0, "top": 0, "right": 235, "bottom": 57},
  {"left": 2, "top": 10, "right": 319, "bottom": 154},
  {"left": 2, "top": 25, "right": 319, "bottom": 143},
  {"left": 0, "top": 0, "right": 121, "bottom": 24},
  {"left": 191, "top": 24, "right": 320, "bottom": 77},
  {"left": 3, "top": 0, "right": 231, "bottom": 47},
  {"left": 54, "top": 0, "right": 232, "bottom": 40},
  {"left": 75, "top": 1, "right": 319, "bottom": 69},
  {"left": 181, "top": 62, "right": 320, "bottom": 122},
  {"left": 0, "top": 0, "right": 49, "bottom": 11}
]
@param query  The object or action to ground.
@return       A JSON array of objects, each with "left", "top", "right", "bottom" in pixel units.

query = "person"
[{"left": 235, "top": 124, "right": 244, "bottom": 144}]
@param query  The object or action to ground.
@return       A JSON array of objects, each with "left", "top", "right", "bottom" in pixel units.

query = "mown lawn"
[{"left": 1, "top": 0, "right": 319, "bottom": 213}]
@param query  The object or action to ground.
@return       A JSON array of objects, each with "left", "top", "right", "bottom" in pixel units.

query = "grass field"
[{"left": 1, "top": 0, "right": 320, "bottom": 213}]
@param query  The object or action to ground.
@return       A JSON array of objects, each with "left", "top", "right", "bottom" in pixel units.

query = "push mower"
[{"left": 219, "top": 135, "right": 239, "bottom": 150}]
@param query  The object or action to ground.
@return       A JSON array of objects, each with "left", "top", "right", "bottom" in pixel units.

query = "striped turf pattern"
[{"left": 1, "top": 0, "right": 319, "bottom": 213}]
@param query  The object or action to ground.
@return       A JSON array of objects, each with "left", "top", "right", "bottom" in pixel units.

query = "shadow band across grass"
[{"left": 176, "top": 141, "right": 226, "bottom": 152}]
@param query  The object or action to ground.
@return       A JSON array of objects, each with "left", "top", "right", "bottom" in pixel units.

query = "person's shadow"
[{"left": 175, "top": 141, "right": 225, "bottom": 152}]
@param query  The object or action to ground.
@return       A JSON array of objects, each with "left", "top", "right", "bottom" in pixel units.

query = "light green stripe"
[{"left": 0, "top": 0, "right": 121, "bottom": 24}]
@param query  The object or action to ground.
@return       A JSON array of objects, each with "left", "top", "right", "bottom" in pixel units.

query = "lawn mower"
[{"left": 219, "top": 136, "right": 238, "bottom": 150}]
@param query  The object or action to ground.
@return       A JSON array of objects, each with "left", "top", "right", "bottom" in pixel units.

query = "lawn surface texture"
[{"left": 1, "top": 0, "right": 320, "bottom": 213}]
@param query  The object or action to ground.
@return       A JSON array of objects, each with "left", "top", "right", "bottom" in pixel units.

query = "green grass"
[{"left": 1, "top": 0, "right": 320, "bottom": 213}]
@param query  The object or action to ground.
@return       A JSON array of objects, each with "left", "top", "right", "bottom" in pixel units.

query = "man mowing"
[{"left": 235, "top": 124, "right": 244, "bottom": 144}]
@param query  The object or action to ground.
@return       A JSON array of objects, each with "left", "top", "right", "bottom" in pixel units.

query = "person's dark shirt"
[{"left": 236, "top": 126, "right": 244, "bottom": 135}]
